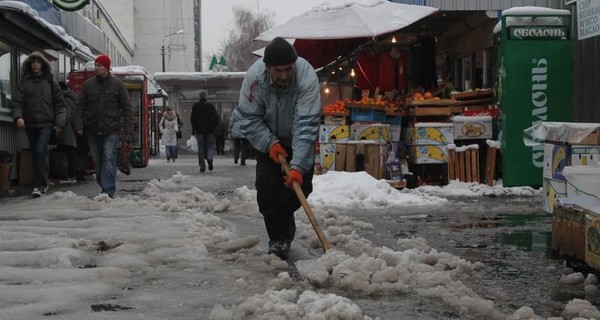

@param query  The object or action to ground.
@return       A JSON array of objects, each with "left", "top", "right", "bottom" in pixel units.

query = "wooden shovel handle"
[{"left": 278, "top": 154, "right": 332, "bottom": 253}]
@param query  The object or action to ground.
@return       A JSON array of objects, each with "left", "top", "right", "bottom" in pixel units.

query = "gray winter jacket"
[
  {"left": 228, "top": 109, "right": 244, "bottom": 139},
  {"left": 12, "top": 51, "right": 66, "bottom": 129},
  {"left": 236, "top": 57, "right": 321, "bottom": 173}
]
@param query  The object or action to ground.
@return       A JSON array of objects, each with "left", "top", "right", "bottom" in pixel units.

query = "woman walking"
[{"left": 159, "top": 107, "right": 179, "bottom": 162}]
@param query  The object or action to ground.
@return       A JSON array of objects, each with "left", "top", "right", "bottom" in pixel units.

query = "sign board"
[
  {"left": 578, "top": 0, "right": 600, "bottom": 40},
  {"left": 51, "top": 0, "right": 90, "bottom": 11},
  {"left": 509, "top": 26, "right": 569, "bottom": 40}
]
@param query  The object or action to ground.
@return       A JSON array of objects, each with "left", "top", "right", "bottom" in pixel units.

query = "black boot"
[
  {"left": 268, "top": 240, "right": 291, "bottom": 260},
  {"left": 208, "top": 160, "right": 213, "bottom": 171}
]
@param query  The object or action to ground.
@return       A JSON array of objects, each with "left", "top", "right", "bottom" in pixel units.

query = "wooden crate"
[
  {"left": 338, "top": 142, "right": 386, "bottom": 179},
  {"left": 410, "top": 106, "right": 452, "bottom": 117},
  {"left": 448, "top": 146, "right": 479, "bottom": 183},
  {"left": 451, "top": 88, "right": 494, "bottom": 100},
  {"left": 553, "top": 205, "right": 586, "bottom": 262}
]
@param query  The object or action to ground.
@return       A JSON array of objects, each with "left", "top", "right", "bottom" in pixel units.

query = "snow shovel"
[{"left": 279, "top": 154, "right": 332, "bottom": 253}]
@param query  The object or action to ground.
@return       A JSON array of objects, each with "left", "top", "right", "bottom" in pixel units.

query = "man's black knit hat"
[{"left": 263, "top": 37, "right": 298, "bottom": 66}]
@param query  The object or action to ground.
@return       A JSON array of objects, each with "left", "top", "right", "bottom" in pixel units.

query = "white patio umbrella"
[{"left": 256, "top": 0, "right": 438, "bottom": 41}]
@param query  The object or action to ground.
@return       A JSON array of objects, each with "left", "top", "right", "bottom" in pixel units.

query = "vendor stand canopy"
[
  {"left": 255, "top": 0, "right": 438, "bottom": 68},
  {"left": 256, "top": 0, "right": 438, "bottom": 41}
]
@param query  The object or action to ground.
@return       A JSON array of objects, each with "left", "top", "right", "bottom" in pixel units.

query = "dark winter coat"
[
  {"left": 76, "top": 73, "right": 133, "bottom": 137},
  {"left": 56, "top": 90, "right": 79, "bottom": 148},
  {"left": 190, "top": 98, "right": 219, "bottom": 135},
  {"left": 11, "top": 51, "right": 66, "bottom": 129}
]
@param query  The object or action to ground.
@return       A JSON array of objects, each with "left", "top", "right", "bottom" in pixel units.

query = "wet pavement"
[{"left": 1, "top": 150, "right": 596, "bottom": 319}]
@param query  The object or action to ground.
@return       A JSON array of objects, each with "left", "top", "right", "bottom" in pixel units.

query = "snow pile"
[
  {"left": 309, "top": 171, "right": 448, "bottom": 209},
  {"left": 411, "top": 180, "right": 541, "bottom": 198}
]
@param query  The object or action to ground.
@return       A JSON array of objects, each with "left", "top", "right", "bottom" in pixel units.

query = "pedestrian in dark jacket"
[
  {"left": 55, "top": 82, "right": 80, "bottom": 183},
  {"left": 228, "top": 109, "right": 249, "bottom": 165},
  {"left": 174, "top": 111, "right": 183, "bottom": 159},
  {"left": 190, "top": 92, "right": 219, "bottom": 172},
  {"left": 214, "top": 119, "right": 227, "bottom": 155},
  {"left": 12, "top": 51, "right": 66, "bottom": 198},
  {"left": 75, "top": 54, "right": 133, "bottom": 198}
]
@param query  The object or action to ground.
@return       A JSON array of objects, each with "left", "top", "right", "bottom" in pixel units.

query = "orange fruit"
[{"left": 423, "top": 92, "right": 433, "bottom": 100}]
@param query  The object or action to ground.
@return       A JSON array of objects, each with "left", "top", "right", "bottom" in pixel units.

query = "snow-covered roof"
[
  {"left": 153, "top": 72, "right": 246, "bottom": 82},
  {"left": 0, "top": 1, "right": 94, "bottom": 59},
  {"left": 493, "top": 6, "right": 571, "bottom": 34}
]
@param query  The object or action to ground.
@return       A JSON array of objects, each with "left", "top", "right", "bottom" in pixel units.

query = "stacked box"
[
  {"left": 543, "top": 143, "right": 571, "bottom": 182},
  {"left": 562, "top": 166, "right": 600, "bottom": 206},
  {"left": 383, "top": 110, "right": 401, "bottom": 141},
  {"left": 350, "top": 108, "right": 386, "bottom": 123},
  {"left": 453, "top": 115, "right": 493, "bottom": 140},
  {"left": 543, "top": 178, "right": 567, "bottom": 213},
  {"left": 350, "top": 124, "right": 390, "bottom": 142},
  {"left": 409, "top": 145, "right": 449, "bottom": 164},
  {"left": 319, "top": 143, "right": 337, "bottom": 174},
  {"left": 323, "top": 115, "right": 349, "bottom": 125},
  {"left": 571, "top": 145, "right": 600, "bottom": 166},
  {"left": 585, "top": 208, "right": 600, "bottom": 270},
  {"left": 385, "top": 116, "right": 402, "bottom": 126},
  {"left": 404, "top": 124, "right": 454, "bottom": 146},
  {"left": 319, "top": 125, "right": 350, "bottom": 144},
  {"left": 405, "top": 123, "right": 453, "bottom": 164}
]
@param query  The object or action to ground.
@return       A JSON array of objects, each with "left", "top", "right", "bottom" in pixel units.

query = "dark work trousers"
[
  {"left": 75, "top": 133, "right": 89, "bottom": 179},
  {"left": 233, "top": 138, "right": 249, "bottom": 163},
  {"left": 254, "top": 147, "right": 313, "bottom": 243},
  {"left": 215, "top": 134, "right": 225, "bottom": 155},
  {"left": 56, "top": 144, "right": 77, "bottom": 179}
]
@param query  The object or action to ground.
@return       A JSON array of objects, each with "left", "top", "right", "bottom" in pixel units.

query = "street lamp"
[{"left": 161, "top": 29, "right": 184, "bottom": 72}]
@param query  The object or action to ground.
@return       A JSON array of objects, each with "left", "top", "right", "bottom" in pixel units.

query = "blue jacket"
[{"left": 236, "top": 57, "right": 320, "bottom": 173}]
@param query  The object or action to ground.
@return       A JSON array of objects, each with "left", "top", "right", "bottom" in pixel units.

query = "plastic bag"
[
  {"left": 187, "top": 135, "right": 198, "bottom": 152},
  {"left": 224, "top": 140, "right": 232, "bottom": 152}
]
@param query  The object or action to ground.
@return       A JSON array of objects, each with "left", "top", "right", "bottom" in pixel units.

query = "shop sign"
[
  {"left": 52, "top": 0, "right": 90, "bottom": 12},
  {"left": 509, "top": 26, "right": 568, "bottom": 40},
  {"left": 577, "top": 0, "right": 600, "bottom": 40}
]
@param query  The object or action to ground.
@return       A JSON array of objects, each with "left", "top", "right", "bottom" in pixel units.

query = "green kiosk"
[{"left": 495, "top": 7, "right": 572, "bottom": 187}]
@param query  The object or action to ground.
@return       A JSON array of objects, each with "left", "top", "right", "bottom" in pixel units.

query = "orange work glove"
[
  {"left": 269, "top": 142, "right": 288, "bottom": 164},
  {"left": 284, "top": 169, "right": 303, "bottom": 188}
]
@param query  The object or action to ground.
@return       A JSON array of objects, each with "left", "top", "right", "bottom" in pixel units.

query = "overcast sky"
[{"left": 201, "top": 0, "right": 323, "bottom": 56}]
